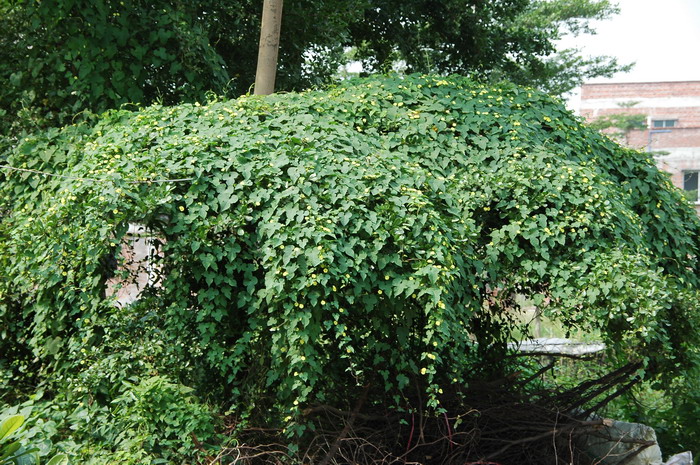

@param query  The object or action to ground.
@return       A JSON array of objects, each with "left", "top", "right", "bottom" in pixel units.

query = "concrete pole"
[{"left": 254, "top": 0, "right": 284, "bottom": 95}]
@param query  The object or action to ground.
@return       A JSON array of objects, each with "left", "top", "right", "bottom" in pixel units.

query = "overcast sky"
[{"left": 561, "top": 0, "right": 700, "bottom": 109}]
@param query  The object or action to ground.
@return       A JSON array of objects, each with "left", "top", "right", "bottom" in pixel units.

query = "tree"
[
  {"left": 347, "top": 0, "right": 630, "bottom": 95},
  {"left": 507, "top": 0, "right": 633, "bottom": 94},
  {"left": 0, "top": 0, "right": 363, "bottom": 148},
  {"left": 253, "top": 0, "right": 284, "bottom": 95},
  {"left": 0, "top": 0, "right": 628, "bottom": 148},
  {"left": 0, "top": 0, "right": 226, "bottom": 148}
]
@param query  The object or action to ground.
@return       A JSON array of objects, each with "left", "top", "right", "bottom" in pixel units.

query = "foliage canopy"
[
  {"left": 1, "top": 74, "right": 699, "bottom": 462},
  {"left": 0, "top": 0, "right": 628, "bottom": 147}
]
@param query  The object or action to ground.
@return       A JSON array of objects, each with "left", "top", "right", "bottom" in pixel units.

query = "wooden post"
[{"left": 254, "top": 0, "right": 284, "bottom": 95}]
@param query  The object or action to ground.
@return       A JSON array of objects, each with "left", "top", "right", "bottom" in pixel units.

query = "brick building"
[{"left": 580, "top": 81, "right": 700, "bottom": 211}]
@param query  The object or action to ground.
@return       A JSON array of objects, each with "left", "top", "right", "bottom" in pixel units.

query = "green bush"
[
  {"left": 104, "top": 376, "right": 216, "bottom": 464},
  {"left": 2, "top": 74, "right": 700, "bottom": 457}
]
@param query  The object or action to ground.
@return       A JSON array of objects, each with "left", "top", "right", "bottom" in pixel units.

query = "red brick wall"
[
  {"left": 581, "top": 81, "right": 700, "bottom": 99},
  {"left": 580, "top": 107, "right": 700, "bottom": 128},
  {"left": 626, "top": 128, "right": 700, "bottom": 150}
]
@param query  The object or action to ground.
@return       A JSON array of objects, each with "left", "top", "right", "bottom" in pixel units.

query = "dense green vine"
[{"left": 1, "top": 74, "right": 699, "bottom": 460}]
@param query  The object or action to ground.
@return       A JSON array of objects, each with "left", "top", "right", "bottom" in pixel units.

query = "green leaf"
[
  {"left": 0, "top": 441, "right": 21, "bottom": 460},
  {"left": 5, "top": 446, "right": 39, "bottom": 465},
  {"left": 0, "top": 416, "right": 23, "bottom": 442},
  {"left": 45, "top": 454, "right": 70, "bottom": 465}
]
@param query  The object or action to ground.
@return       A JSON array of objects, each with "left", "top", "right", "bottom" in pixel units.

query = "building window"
[
  {"left": 653, "top": 119, "right": 677, "bottom": 128},
  {"left": 683, "top": 171, "right": 699, "bottom": 203}
]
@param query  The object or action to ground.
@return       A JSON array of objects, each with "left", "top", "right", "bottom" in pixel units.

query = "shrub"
[
  {"left": 105, "top": 376, "right": 216, "bottom": 464},
  {"left": 1, "top": 74, "right": 699, "bottom": 457}
]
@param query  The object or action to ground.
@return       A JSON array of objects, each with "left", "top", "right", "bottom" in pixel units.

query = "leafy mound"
[{"left": 1, "top": 75, "right": 700, "bottom": 461}]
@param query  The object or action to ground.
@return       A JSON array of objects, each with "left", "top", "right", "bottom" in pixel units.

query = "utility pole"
[{"left": 254, "top": 0, "right": 283, "bottom": 95}]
